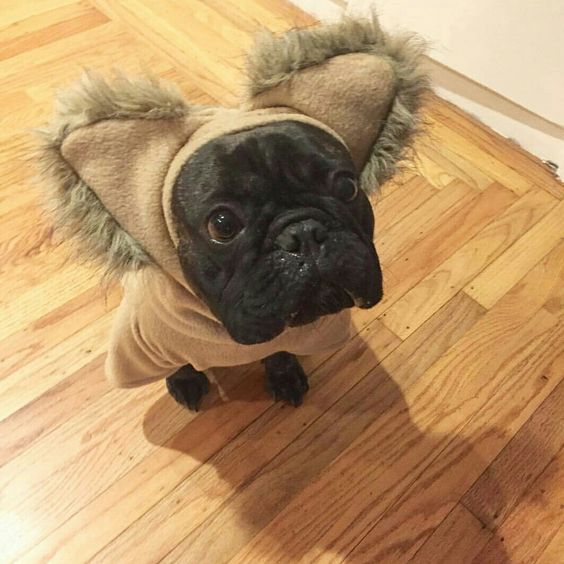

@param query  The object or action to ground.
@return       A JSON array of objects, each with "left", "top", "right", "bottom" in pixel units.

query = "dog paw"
[
  {"left": 264, "top": 352, "right": 309, "bottom": 407},
  {"left": 166, "top": 367, "right": 210, "bottom": 412}
]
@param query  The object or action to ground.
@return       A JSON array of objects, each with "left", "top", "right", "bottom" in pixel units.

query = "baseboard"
[{"left": 289, "top": 0, "right": 563, "bottom": 174}]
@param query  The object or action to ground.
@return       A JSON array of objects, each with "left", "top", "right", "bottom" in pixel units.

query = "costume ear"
[
  {"left": 37, "top": 72, "right": 212, "bottom": 279},
  {"left": 245, "top": 15, "right": 428, "bottom": 193}
]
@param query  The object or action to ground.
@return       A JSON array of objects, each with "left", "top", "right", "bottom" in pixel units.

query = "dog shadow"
[{"left": 139, "top": 334, "right": 541, "bottom": 563}]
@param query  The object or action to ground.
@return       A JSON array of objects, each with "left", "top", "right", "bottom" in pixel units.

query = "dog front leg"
[
  {"left": 263, "top": 351, "right": 309, "bottom": 406},
  {"left": 166, "top": 365, "right": 210, "bottom": 412}
]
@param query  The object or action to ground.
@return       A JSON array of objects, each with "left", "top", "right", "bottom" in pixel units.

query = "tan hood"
[{"left": 37, "top": 14, "right": 428, "bottom": 285}]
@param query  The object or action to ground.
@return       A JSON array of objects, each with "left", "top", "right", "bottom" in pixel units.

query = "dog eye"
[
  {"left": 333, "top": 176, "right": 359, "bottom": 202},
  {"left": 207, "top": 209, "right": 242, "bottom": 243}
]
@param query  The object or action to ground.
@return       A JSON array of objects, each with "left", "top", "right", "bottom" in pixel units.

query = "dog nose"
[{"left": 275, "top": 219, "right": 328, "bottom": 254}]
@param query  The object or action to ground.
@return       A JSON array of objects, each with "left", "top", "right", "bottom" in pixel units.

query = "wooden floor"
[{"left": 1, "top": 1, "right": 563, "bottom": 562}]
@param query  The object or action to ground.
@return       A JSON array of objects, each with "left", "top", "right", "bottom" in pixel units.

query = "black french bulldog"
[{"left": 167, "top": 121, "right": 383, "bottom": 411}]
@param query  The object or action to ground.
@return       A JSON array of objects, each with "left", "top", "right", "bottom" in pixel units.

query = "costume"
[{"left": 37, "top": 15, "right": 427, "bottom": 387}]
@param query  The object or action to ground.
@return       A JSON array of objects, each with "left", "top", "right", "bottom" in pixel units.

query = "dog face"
[{"left": 172, "top": 121, "right": 383, "bottom": 344}]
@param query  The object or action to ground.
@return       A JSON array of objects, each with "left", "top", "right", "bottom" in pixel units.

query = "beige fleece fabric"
[
  {"left": 60, "top": 116, "right": 203, "bottom": 284},
  {"left": 39, "top": 14, "right": 427, "bottom": 387},
  {"left": 249, "top": 53, "right": 396, "bottom": 170},
  {"left": 60, "top": 108, "right": 355, "bottom": 387},
  {"left": 60, "top": 108, "right": 347, "bottom": 283},
  {"left": 107, "top": 268, "right": 352, "bottom": 387}
]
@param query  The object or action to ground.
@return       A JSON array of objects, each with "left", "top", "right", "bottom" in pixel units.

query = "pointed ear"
[
  {"left": 60, "top": 116, "right": 205, "bottom": 278},
  {"left": 37, "top": 72, "right": 212, "bottom": 280},
  {"left": 249, "top": 53, "right": 396, "bottom": 170},
  {"left": 245, "top": 15, "right": 429, "bottom": 193}
]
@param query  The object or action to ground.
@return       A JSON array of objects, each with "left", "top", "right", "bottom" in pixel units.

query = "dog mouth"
[
  {"left": 216, "top": 226, "right": 383, "bottom": 344},
  {"left": 286, "top": 282, "right": 355, "bottom": 327}
]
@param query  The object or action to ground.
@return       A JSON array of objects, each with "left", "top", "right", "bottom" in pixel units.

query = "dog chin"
[
  {"left": 224, "top": 283, "right": 358, "bottom": 345},
  {"left": 225, "top": 320, "right": 285, "bottom": 346},
  {"left": 286, "top": 283, "right": 354, "bottom": 327}
]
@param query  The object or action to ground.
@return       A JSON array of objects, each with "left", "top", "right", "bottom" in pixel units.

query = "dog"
[
  {"left": 39, "top": 16, "right": 425, "bottom": 411},
  {"left": 166, "top": 121, "right": 383, "bottom": 410}
]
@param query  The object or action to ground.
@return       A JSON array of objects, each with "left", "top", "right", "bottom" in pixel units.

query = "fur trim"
[
  {"left": 245, "top": 14, "right": 429, "bottom": 193},
  {"left": 36, "top": 72, "right": 194, "bottom": 279}
]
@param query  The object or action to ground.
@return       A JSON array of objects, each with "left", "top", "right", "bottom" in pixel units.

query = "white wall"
[
  {"left": 290, "top": 0, "right": 564, "bottom": 172},
  {"left": 351, "top": 0, "right": 564, "bottom": 124}
]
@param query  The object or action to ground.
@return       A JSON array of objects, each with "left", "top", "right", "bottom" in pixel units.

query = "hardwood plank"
[
  {"left": 0, "top": 382, "right": 163, "bottom": 561},
  {"left": 254, "top": 0, "right": 316, "bottom": 27},
  {"left": 0, "top": 20, "right": 111, "bottom": 83},
  {"left": 170, "top": 0, "right": 253, "bottom": 51},
  {"left": 346, "top": 321, "right": 564, "bottom": 563},
  {"left": 413, "top": 144, "right": 457, "bottom": 190},
  {"left": 203, "top": 0, "right": 311, "bottom": 35},
  {"left": 465, "top": 199, "right": 564, "bottom": 308},
  {"left": 92, "top": 0, "right": 240, "bottom": 104},
  {"left": 462, "top": 378, "right": 564, "bottom": 529},
  {"left": 377, "top": 168, "right": 419, "bottom": 200},
  {"left": 0, "top": 283, "right": 119, "bottom": 378},
  {"left": 0, "top": 261, "right": 99, "bottom": 340},
  {"left": 18, "top": 337, "right": 341, "bottom": 561},
  {"left": 0, "top": 1, "right": 108, "bottom": 61},
  {"left": 377, "top": 179, "right": 475, "bottom": 265},
  {"left": 0, "top": 182, "right": 35, "bottom": 220},
  {"left": 382, "top": 188, "right": 554, "bottom": 338},
  {"left": 0, "top": 0, "right": 77, "bottom": 28},
  {"left": 18, "top": 363, "right": 269, "bottom": 563},
  {"left": 1, "top": 354, "right": 266, "bottom": 562},
  {"left": 0, "top": 355, "right": 107, "bottom": 467},
  {"left": 379, "top": 292, "right": 486, "bottom": 389},
  {"left": 425, "top": 115, "right": 533, "bottom": 196},
  {"left": 473, "top": 447, "right": 564, "bottom": 564},
  {"left": 83, "top": 324, "right": 400, "bottom": 563},
  {"left": 544, "top": 267, "right": 564, "bottom": 319},
  {"left": 409, "top": 504, "right": 492, "bottom": 564},
  {"left": 1, "top": 2, "right": 563, "bottom": 562},
  {"left": 536, "top": 524, "right": 564, "bottom": 564},
  {"left": 161, "top": 295, "right": 485, "bottom": 563},
  {"left": 230, "top": 241, "right": 564, "bottom": 563},
  {"left": 237, "top": 314, "right": 563, "bottom": 564},
  {"left": 0, "top": 137, "right": 35, "bottom": 198},
  {"left": 0, "top": 22, "right": 194, "bottom": 96},
  {"left": 427, "top": 96, "right": 564, "bottom": 200},
  {"left": 0, "top": 199, "right": 44, "bottom": 246},
  {"left": 373, "top": 175, "right": 437, "bottom": 233},
  {"left": 0, "top": 310, "right": 113, "bottom": 421},
  {"left": 0, "top": 223, "right": 56, "bottom": 273},
  {"left": 0, "top": 235, "right": 72, "bottom": 302},
  {"left": 354, "top": 181, "right": 515, "bottom": 331},
  {"left": 414, "top": 138, "right": 492, "bottom": 191}
]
